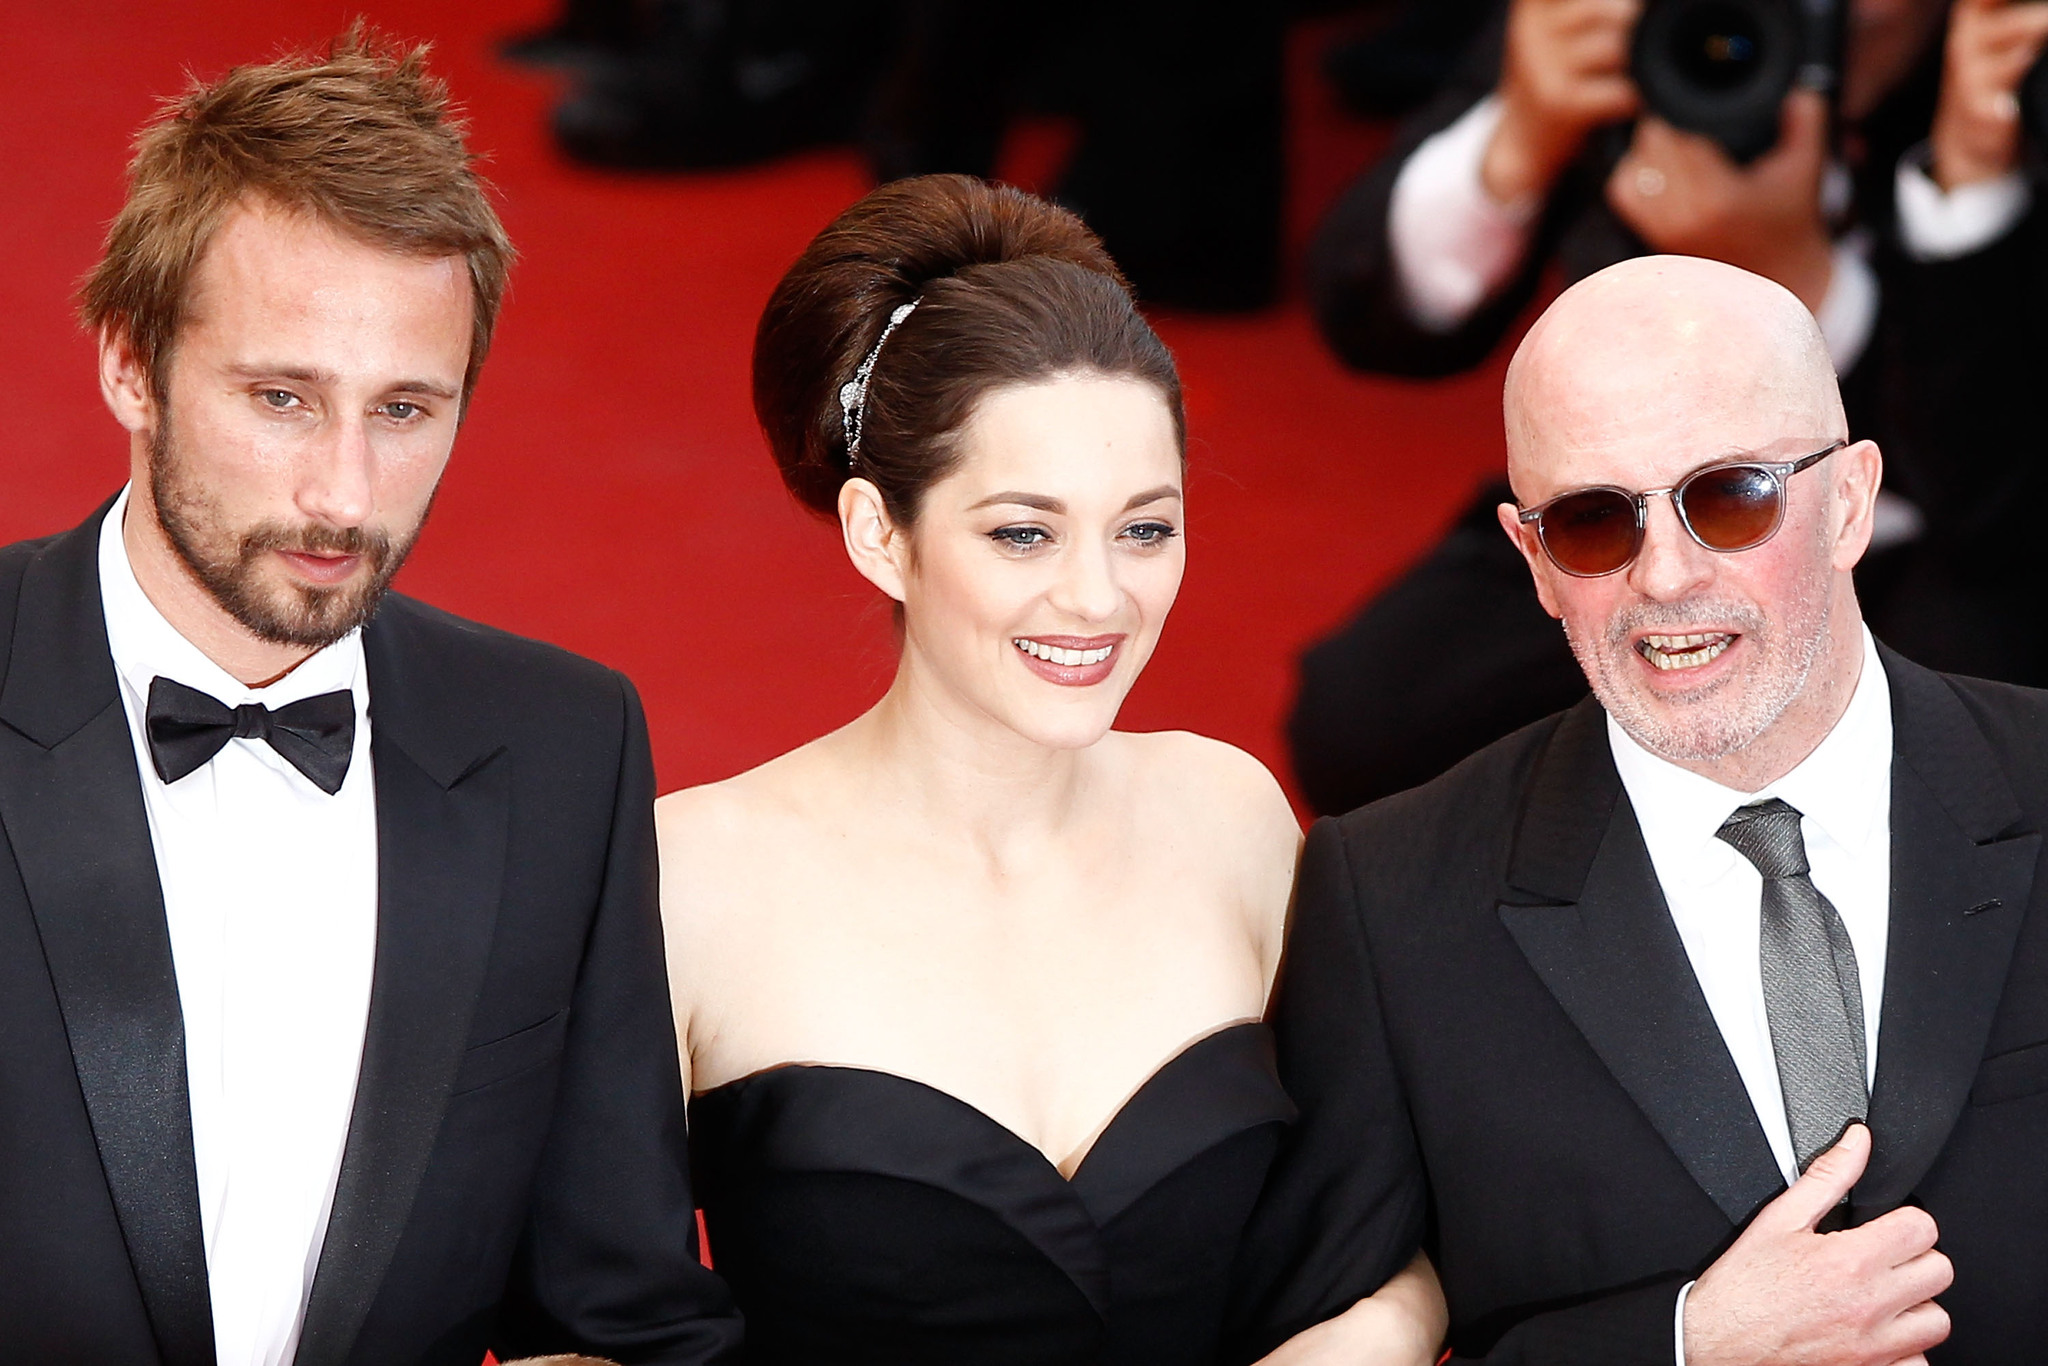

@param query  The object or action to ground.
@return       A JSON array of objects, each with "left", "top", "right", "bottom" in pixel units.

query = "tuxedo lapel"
[
  {"left": 1857, "top": 650, "right": 2038, "bottom": 1215},
  {"left": 293, "top": 604, "right": 509, "bottom": 1366},
  {"left": 1499, "top": 699, "right": 1785, "bottom": 1226},
  {"left": 0, "top": 510, "right": 215, "bottom": 1366}
]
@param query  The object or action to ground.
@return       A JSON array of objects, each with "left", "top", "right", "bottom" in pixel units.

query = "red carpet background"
[{"left": 0, "top": 1, "right": 1518, "bottom": 805}]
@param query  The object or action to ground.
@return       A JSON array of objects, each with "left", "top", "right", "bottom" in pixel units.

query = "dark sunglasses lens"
[
  {"left": 1681, "top": 465, "right": 1781, "bottom": 551},
  {"left": 1541, "top": 489, "right": 1639, "bottom": 575}
]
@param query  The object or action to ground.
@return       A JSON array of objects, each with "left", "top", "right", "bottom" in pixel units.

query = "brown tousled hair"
[
  {"left": 79, "top": 23, "right": 514, "bottom": 406},
  {"left": 754, "top": 174, "right": 1184, "bottom": 523}
]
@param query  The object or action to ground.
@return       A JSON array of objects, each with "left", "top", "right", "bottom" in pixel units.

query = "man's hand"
[
  {"left": 1931, "top": 0, "right": 2048, "bottom": 190},
  {"left": 1484, "top": 0, "right": 1643, "bottom": 205},
  {"left": 1683, "top": 1124, "right": 1953, "bottom": 1366},
  {"left": 1606, "top": 90, "right": 1834, "bottom": 311}
]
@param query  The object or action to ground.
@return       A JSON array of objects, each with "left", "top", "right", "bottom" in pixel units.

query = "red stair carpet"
[{"left": 0, "top": 1, "right": 1521, "bottom": 805}]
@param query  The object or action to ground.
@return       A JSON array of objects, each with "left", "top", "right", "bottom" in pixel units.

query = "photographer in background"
[
  {"left": 1289, "top": 0, "right": 2048, "bottom": 815},
  {"left": 537, "top": 0, "right": 1286, "bottom": 309}
]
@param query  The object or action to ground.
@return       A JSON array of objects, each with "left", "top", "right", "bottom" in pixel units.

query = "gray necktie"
[{"left": 1716, "top": 798, "right": 1868, "bottom": 1173}]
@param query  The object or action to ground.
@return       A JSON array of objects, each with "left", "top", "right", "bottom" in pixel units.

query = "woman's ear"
[{"left": 840, "top": 477, "right": 909, "bottom": 601}]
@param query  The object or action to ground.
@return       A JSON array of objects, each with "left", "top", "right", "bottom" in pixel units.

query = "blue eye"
[
  {"left": 258, "top": 389, "right": 300, "bottom": 410},
  {"left": 1122, "top": 522, "right": 1178, "bottom": 545},
  {"left": 990, "top": 526, "right": 1050, "bottom": 547},
  {"left": 383, "top": 401, "right": 422, "bottom": 421}
]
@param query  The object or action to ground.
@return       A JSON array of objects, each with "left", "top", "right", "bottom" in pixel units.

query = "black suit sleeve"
[
  {"left": 492, "top": 674, "right": 742, "bottom": 1365},
  {"left": 1443, "top": 1282, "right": 1686, "bottom": 1364},
  {"left": 1871, "top": 193, "right": 2048, "bottom": 571},
  {"left": 1226, "top": 817, "right": 1428, "bottom": 1359}
]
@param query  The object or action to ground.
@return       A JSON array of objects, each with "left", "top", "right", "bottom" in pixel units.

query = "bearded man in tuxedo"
[
  {"left": 0, "top": 30, "right": 739, "bottom": 1366},
  {"left": 1233, "top": 255, "right": 2048, "bottom": 1362}
]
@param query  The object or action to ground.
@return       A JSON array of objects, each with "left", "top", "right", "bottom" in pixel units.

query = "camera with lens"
[{"left": 1630, "top": 0, "right": 1845, "bottom": 163}]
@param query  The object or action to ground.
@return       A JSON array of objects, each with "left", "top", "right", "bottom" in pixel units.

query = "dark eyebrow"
[
  {"left": 1123, "top": 484, "right": 1182, "bottom": 512},
  {"left": 229, "top": 363, "right": 336, "bottom": 386},
  {"left": 227, "top": 363, "right": 459, "bottom": 402},
  {"left": 967, "top": 484, "right": 1184, "bottom": 515},
  {"left": 387, "top": 379, "right": 462, "bottom": 401},
  {"left": 968, "top": 491, "right": 1064, "bottom": 513}
]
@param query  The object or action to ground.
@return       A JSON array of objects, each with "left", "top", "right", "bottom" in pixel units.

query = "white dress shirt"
[
  {"left": 1893, "top": 142, "right": 2034, "bottom": 262},
  {"left": 98, "top": 488, "right": 379, "bottom": 1366},
  {"left": 1606, "top": 627, "right": 1892, "bottom": 1362},
  {"left": 1386, "top": 95, "right": 2031, "bottom": 373}
]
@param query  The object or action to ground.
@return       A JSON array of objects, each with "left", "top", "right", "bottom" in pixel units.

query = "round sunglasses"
[{"left": 1516, "top": 440, "right": 1846, "bottom": 578}]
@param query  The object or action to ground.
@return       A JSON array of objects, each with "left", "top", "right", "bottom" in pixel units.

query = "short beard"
[
  {"left": 149, "top": 415, "right": 424, "bottom": 649},
  {"left": 1568, "top": 561, "right": 1833, "bottom": 766}
]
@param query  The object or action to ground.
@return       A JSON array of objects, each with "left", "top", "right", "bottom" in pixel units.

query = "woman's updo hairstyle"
[{"left": 754, "top": 173, "right": 1185, "bottom": 522}]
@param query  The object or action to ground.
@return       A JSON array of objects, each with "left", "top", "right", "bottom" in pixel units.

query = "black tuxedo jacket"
[
  {"left": 0, "top": 507, "right": 742, "bottom": 1365},
  {"left": 1232, "top": 646, "right": 2048, "bottom": 1363}
]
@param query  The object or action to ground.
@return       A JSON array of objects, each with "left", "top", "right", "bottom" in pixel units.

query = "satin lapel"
[
  {"left": 0, "top": 510, "right": 215, "bottom": 1366},
  {"left": 1857, "top": 650, "right": 2037, "bottom": 1215},
  {"left": 293, "top": 608, "right": 509, "bottom": 1366},
  {"left": 1499, "top": 699, "right": 1785, "bottom": 1227}
]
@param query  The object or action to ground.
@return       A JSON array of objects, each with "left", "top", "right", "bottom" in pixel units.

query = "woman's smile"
[{"left": 1011, "top": 633, "right": 1123, "bottom": 686}]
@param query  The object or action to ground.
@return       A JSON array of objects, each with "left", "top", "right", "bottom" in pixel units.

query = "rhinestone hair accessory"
[{"left": 839, "top": 299, "right": 919, "bottom": 464}]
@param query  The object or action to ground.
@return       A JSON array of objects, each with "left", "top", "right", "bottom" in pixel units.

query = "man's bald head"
[{"left": 1504, "top": 256, "right": 1844, "bottom": 499}]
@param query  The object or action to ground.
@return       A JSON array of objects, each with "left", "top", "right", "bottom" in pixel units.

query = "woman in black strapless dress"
[
  {"left": 658, "top": 175, "right": 1443, "bottom": 1365},
  {"left": 689, "top": 1022, "right": 1295, "bottom": 1363}
]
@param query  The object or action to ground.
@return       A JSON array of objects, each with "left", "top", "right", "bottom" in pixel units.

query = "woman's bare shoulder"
[
  {"left": 1114, "top": 729, "right": 1299, "bottom": 838},
  {"left": 655, "top": 739, "right": 842, "bottom": 926},
  {"left": 658, "top": 738, "right": 832, "bottom": 840},
  {"left": 1113, "top": 730, "right": 1301, "bottom": 970}
]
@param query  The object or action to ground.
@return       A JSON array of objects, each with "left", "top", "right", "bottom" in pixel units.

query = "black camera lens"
[
  {"left": 1670, "top": 3, "right": 1769, "bottom": 94},
  {"left": 1632, "top": 0, "right": 1817, "bottom": 163}
]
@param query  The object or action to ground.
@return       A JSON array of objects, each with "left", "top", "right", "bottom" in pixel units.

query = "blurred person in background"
[
  {"left": 1289, "top": 0, "right": 2048, "bottom": 815},
  {"left": 526, "top": 0, "right": 1289, "bottom": 309},
  {"left": 500, "top": 0, "right": 646, "bottom": 65},
  {"left": 658, "top": 174, "right": 1447, "bottom": 1365}
]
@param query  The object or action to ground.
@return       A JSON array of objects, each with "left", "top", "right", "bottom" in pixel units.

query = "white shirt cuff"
[
  {"left": 1814, "top": 232, "right": 1878, "bottom": 375},
  {"left": 1674, "top": 1279, "right": 1695, "bottom": 1366},
  {"left": 1895, "top": 145, "right": 2031, "bottom": 262},
  {"left": 1388, "top": 95, "right": 1541, "bottom": 333}
]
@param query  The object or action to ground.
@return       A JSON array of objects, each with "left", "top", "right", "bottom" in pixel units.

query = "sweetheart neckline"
[{"left": 692, "top": 1018, "right": 1270, "bottom": 1183}]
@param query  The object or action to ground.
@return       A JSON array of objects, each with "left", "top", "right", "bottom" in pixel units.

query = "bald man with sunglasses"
[{"left": 1230, "top": 255, "right": 2048, "bottom": 1364}]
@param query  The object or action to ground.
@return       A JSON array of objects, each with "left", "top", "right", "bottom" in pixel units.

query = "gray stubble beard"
[{"left": 1567, "top": 559, "right": 1834, "bottom": 767}]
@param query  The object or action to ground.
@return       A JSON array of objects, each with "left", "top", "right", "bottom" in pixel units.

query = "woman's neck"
[{"left": 838, "top": 657, "right": 1102, "bottom": 871}]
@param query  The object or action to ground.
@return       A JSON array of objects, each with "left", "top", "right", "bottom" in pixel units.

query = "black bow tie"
[{"left": 145, "top": 676, "right": 357, "bottom": 795}]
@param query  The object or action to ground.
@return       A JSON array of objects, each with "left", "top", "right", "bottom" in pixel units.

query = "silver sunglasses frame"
[{"left": 1516, "top": 440, "right": 1847, "bottom": 578}]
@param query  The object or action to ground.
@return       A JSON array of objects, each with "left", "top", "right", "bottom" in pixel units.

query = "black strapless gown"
[{"left": 689, "top": 1021, "right": 1295, "bottom": 1365}]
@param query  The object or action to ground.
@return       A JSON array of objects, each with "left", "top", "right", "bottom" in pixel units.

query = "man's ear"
[
  {"left": 98, "top": 326, "right": 156, "bottom": 437},
  {"left": 1497, "top": 500, "right": 1564, "bottom": 619},
  {"left": 839, "top": 477, "right": 909, "bottom": 602},
  {"left": 1828, "top": 439, "right": 1883, "bottom": 573}
]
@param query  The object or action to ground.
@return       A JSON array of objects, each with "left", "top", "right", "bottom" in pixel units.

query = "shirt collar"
[
  {"left": 1608, "top": 627, "right": 1891, "bottom": 869},
  {"left": 98, "top": 485, "right": 366, "bottom": 711}
]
